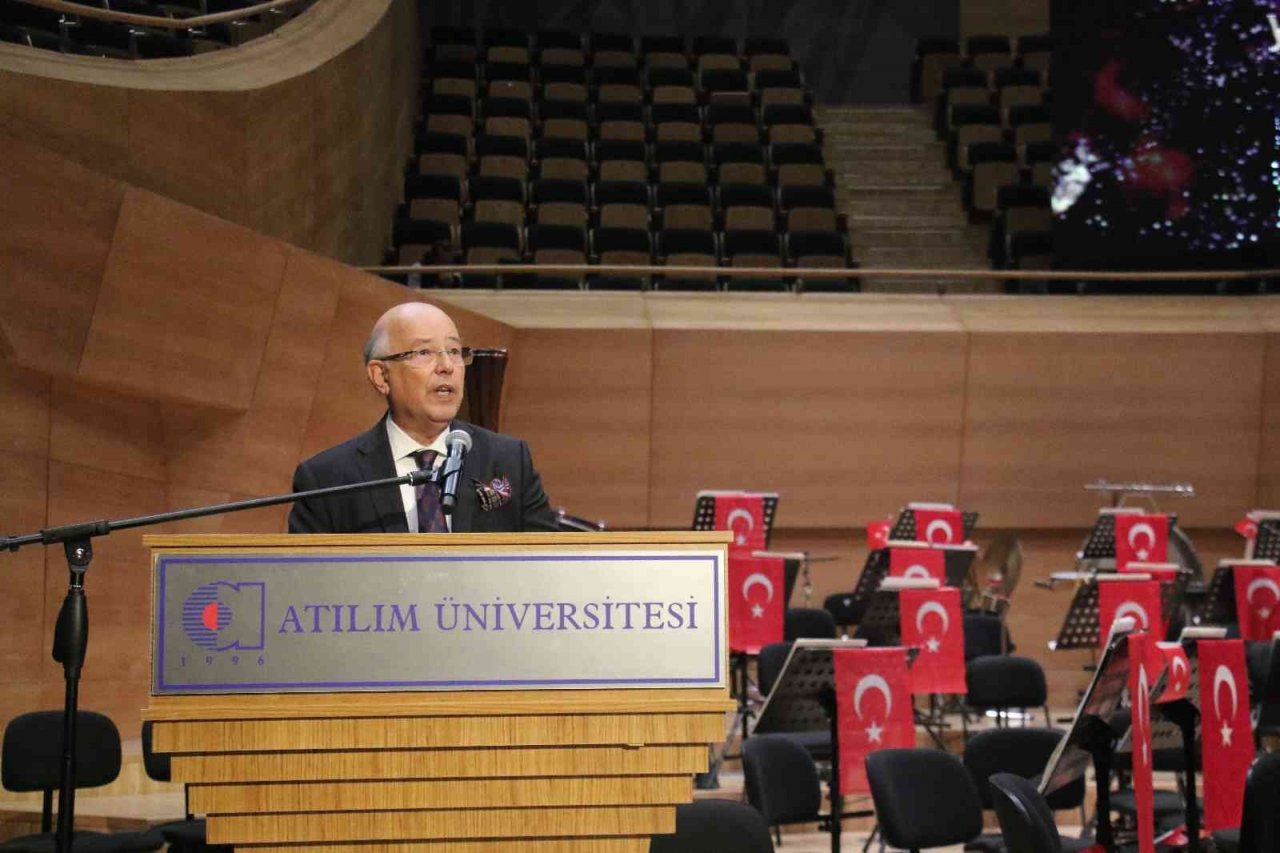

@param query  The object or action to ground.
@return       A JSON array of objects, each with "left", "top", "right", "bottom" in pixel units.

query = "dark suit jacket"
[{"left": 288, "top": 417, "right": 557, "bottom": 534}]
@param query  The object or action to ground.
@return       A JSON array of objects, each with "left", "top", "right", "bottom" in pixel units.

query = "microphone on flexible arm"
[{"left": 440, "top": 429, "right": 473, "bottom": 514}]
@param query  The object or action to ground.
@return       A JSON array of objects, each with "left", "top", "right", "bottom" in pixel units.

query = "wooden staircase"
[{"left": 816, "top": 106, "right": 998, "bottom": 293}]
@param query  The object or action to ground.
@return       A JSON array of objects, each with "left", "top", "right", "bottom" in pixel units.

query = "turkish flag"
[
  {"left": 1114, "top": 514, "right": 1169, "bottom": 570},
  {"left": 914, "top": 508, "right": 964, "bottom": 545},
  {"left": 888, "top": 546, "right": 946, "bottom": 583},
  {"left": 834, "top": 647, "right": 915, "bottom": 795},
  {"left": 727, "top": 554, "right": 784, "bottom": 654},
  {"left": 1198, "top": 640, "right": 1253, "bottom": 832},
  {"left": 1098, "top": 579, "right": 1165, "bottom": 641},
  {"left": 1235, "top": 513, "right": 1259, "bottom": 541},
  {"left": 714, "top": 493, "right": 766, "bottom": 552},
  {"left": 1155, "top": 642, "right": 1190, "bottom": 703},
  {"left": 867, "top": 518, "right": 892, "bottom": 550},
  {"left": 1232, "top": 563, "right": 1280, "bottom": 641},
  {"left": 899, "top": 587, "right": 966, "bottom": 694},
  {"left": 1128, "top": 632, "right": 1157, "bottom": 853}
]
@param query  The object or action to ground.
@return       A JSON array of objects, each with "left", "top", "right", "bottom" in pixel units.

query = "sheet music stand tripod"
[{"left": 753, "top": 639, "right": 876, "bottom": 853}]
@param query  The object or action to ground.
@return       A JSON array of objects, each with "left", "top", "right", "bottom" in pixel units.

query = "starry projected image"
[{"left": 1052, "top": 0, "right": 1280, "bottom": 267}]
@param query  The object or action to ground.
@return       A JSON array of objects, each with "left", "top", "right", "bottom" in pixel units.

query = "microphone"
[{"left": 440, "top": 429, "right": 472, "bottom": 514}]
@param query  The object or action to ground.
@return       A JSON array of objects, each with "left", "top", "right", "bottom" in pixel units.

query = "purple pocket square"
[{"left": 474, "top": 476, "right": 512, "bottom": 511}]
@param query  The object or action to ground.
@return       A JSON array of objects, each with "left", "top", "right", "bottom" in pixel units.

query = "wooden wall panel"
[
  {"left": 49, "top": 380, "right": 167, "bottom": 483},
  {"left": 0, "top": 74, "right": 130, "bottom": 179},
  {"left": 0, "top": 134, "right": 124, "bottom": 377},
  {"left": 78, "top": 189, "right": 288, "bottom": 410},
  {"left": 502, "top": 329, "right": 653, "bottom": 527},
  {"left": 960, "top": 331, "right": 1264, "bottom": 528},
  {"left": 648, "top": 329, "right": 968, "bottom": 529},
  {"left": 961, "top": 0, "right": 1049, "bottom": 39},
  {"left": 1256, "top": 324, "right": 1280, "bottom": 507}
]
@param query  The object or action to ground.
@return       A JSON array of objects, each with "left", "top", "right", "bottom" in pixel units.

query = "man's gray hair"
[{"left": 362, "top": 324, "right": 387, "bottom": 365}]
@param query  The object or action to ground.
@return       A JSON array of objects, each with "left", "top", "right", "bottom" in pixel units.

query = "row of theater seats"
[
  {"left": 911, "top": 33, "right": 1052, "bottom": 103},
  {"left": 393, "top": 220, "right": 854, "bottom": 292},
  {"left": 389, "top": 29, "right": 853, "bottom": 288},
  {"left": 0, "top": 0, "right": 306, "bottom": 57}
]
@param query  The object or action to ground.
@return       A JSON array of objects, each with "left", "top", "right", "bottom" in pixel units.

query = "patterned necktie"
[{"left": 412, "top": 450, "right": 448, "bottom": 533}]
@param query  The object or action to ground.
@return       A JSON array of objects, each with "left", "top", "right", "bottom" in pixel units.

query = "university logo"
[{"left": 181, "top": 581, "right": 266, "bottom": 651}]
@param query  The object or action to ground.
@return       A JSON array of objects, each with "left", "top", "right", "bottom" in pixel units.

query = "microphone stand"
[{"left": 0, "top": 469, "right": 436, "bottom": 853}]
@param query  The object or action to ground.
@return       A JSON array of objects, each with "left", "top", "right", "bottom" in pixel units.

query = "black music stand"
[
  {"left": 888, "top": 506, "right": 979, "bottom": 542},
  {"left": 845, "top": 548, "right": 890, "bottom": 625},
  {"left": 1200, "top": 560, "right": 1277, "bottom": 626},
  {"left": 1049, "top": 579, "right": 1101, "bottom": 651},
  {"left": 692, "top": 490, "right": 780, "bottom": 548},
  {"left": 1039, "top": 625, "right": 1136, "bottom": 852},
  {"left": 753, "top": 639, "right": 877, "bottom": 853},
  {"left": 1251, "top": 520, "right": 1280, "bottom": 561},
  {"left": 1255, "top": 632, "right": 1280, "bottom": 739},
  {"left": 1078, "top": 510, "right": 1180, "bottom": 561}
]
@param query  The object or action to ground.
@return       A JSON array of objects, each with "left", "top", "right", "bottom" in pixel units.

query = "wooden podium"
[{"left": 142, "top": 533, "right": 732, "bottom": 852}]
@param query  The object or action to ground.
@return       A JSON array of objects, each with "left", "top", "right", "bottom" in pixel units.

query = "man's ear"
[{"left": 366, "top": 361, "right": 390, "bottom": 397}]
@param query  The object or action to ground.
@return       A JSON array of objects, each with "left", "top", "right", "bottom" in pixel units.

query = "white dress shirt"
[{"left": 386, "top": 417, "right": 451, "bottom": 532}]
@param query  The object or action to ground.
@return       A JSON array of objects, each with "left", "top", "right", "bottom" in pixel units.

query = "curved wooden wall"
[
  {"left": 1, "top": 131, "right": 1278, "bottom": 725},
  {"left": 0, "top": 0, "right": 418, "bottom": 266}
]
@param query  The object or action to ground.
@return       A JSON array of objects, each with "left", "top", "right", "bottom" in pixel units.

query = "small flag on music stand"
[
  {"left": 1198, "top": 639, "right": 1253, "bottom": 832},
  {"left": 888, "top": 545, "right": 946, "bottom": 584},
  {"left": 1232, "top": 563, "right": 1280, "bottom": 641},
  {"left": 867, "top": 518, "right": 892, "bottom": 550},
  {"left": 715, "top": 494, "right": 767, "bottom": 552},
  {"left": 899, "top": 587, "right": 966, "bottom": 694},
  {"left": 913, "top": 508, "right": 964, "bottom": 545},
  {"left": 1114, "top": 514, "right": 1170, "bottom": 571},
  {"left": 1098, "top": 576, "right": 1165, "bottom": 640},
  {"left": 727, "top": 554, "right": 785, "bottom": 654}
]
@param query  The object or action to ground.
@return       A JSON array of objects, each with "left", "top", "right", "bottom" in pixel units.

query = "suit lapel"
[
  {"left": 449, "top": 421, "right": 481, "bottom": 532},
  {"left": 356, "top": 417, "right": 410, "bottom": 533}
]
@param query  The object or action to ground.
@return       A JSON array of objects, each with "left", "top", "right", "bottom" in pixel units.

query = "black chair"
[
  {"left": 784, "top": 607, "right": 837, "bottom": 640},
  {"left": 648, "top": 799, "right": 773, "bottom": 853},
  {"left": 693, "top": 35, "right": 737, "bottom": 56},
  {"left": 963, "top": 728, "right": 1090, "bottom": 852},
  {"left": 989, "top": 772, "right": 1062, "bottom": 853},
  {"left": 866, "top": 748, "right": 984, "bottom": 851},
  {"left": 754, "top": 644, "right": 832, "bottom": 761},
  {"left": 741, "top": 734, "right": 825, "bottom": 837},
  {"left": 1212, "top": 751, "right": 1280, "bottom": 853},
  {"left": 964, "top": 655, "right": 1049, "bottom": 733},
  {"left": 140, "top": 722, "right": 230, "bottom": 853},
  {"left": 823, "top": 591, "right": 859, "bottom": 633},
  {"left": 0, "top": 711, "right": 165, "bottom": 853},
  {"left": 963, "top": 610, "right": 1007, "bottom": 660}
]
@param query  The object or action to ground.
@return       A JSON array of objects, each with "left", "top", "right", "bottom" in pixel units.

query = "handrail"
[
  {"left": 360, "top": 263, "right": 1279, "bottom": 281},
  {"left": 12, "top": 0, "right": 306, "bottom": 31}
]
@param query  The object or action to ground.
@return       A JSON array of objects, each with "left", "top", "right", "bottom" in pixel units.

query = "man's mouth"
[{"left": 433, "top": 385, "right": 455, "bottom": 398}]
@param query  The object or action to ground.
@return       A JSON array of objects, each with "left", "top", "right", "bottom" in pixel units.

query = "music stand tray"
[
  {"left": 1049, "top": 580, "right": 1101, "bottom": 651},
  {"left": 1201, "top": 559, "right": 1276, "bottom": 626}
]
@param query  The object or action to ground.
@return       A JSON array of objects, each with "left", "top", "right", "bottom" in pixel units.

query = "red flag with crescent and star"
[
  {"left": 1127, "top": 632, "right": 1157, "bottom": 853},
  {"left": 833, "top": 646, "right": 915, "bottom": 795},
  {"left": 899, "top": 587, "right": 966, "bottom": 694},
  {"left": 1114, "top": 514, "right": 1169, "bottom": 571},
  {"left": 1232, "top": 563, "right": 1280, "bottom": 641},
  {"left": 1234, "top": 513, "right": 1259, "bottom": 542},
  {"left": 714, "top": 494, "right": 766, "bottom": 552},
  {"left": 888, "top": 546, "right": 946, "bottom": 584},
  {"left": 913, "top": 508, "right": 964, "bottom": 545},
  {"left": 1155, "top": 642, "right": 1190, "bottom": 703},
  {"left": 867, "top": 518, "right": 892, "bottom": 551},
  {"left": 1098, "top": 579, "right": 1164, "bottom": 642},
  {"left": 726, "top": 554, "right": 784, "bottom": 654},
  {"left": 1198, "top": 639, "right": 1253, "bottom": 832}
]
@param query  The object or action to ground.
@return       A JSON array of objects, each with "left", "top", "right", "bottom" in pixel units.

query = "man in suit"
[{"left": 289, "top": 302, "right": 558, "bottom": 533}]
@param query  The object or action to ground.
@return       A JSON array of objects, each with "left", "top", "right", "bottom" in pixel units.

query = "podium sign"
[{"left": 154, "top": 548, "right": 723, "bottom": 693}]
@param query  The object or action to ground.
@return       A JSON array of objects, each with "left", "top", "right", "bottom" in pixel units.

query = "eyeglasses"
[{"left": 375, "top": 346, "right": 474, "bottom": 366}]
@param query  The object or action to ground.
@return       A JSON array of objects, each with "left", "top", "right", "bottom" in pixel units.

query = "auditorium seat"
[
  {"left": 417, "top": 132, "right": 470, "bottom": 180},
  {"left": 713, "top": 142, "right": 767, "bottom": 185},
  {"left": 394, "top": 219, "right": 455, "bottom": 264},
  {"left": 779, "top": 185, "right": 841, "bottom": 233},
  {"left": 590, "top": 32, "right": 637, "bottom": 68},
  {"left": 770, "top": 142, "right": 830, "bottom": 188},
  {"left": 965, "top": 142, "right": 1020, "bottom": 216},
  {"left": 429, "top": 62, "right": 479, "bottom": 100},
  {"left": 647, "top": 67, "right": 698, "bottom": 105},
  {"left": 762, "top": 104, "right": 819, "bottom": 145},
  {"left": 537, "top": 30, "right": 585, "bottom": 67},
  {"left": 594, "top": 101, "right": 646, "bottom": 142},
  {"left": 963, "top": 655, "right": 1049, "bottom": 732},
  {"left": 540, "top": 65, "right": 590, "bottom": 105},
  {"left": 866, "top": 749, "right": 984, "bottom": 851},
  {"left": 429, "top": 27, "right": 477, "bottom": 64},
  {"left": 701, "top": 68, "right": 751, "bottom": 106},
  {"left": 1021, "top": 141, "right": 1058, "bottom": 189},
  {"left": 745, "top": 37, "right": 794, "bottom": 73},
  {"left": 936, "top": 68, "right": 992, "bottom": 137},
  {"left": 719, "top": 184, "right": 777, "bottom": 232},
  {"left": 966, "top": 34, "right": 1013, "bottom": 77},
  {"left": 755, "top": 69, "right": 807, "bottom": 107},
  {"left": 525, "top": 224, "right": 587, "bottom": 288},
  {"left": 592, "top": 226, "right": 652, "bottom": 265},
  {"left": 640, "top": 34, "right": 688, "bottom": 70},
  {"left": 474, "top": 134, "right": 529, "bottom": 180},
  {"left": 651, "top": 103, "right": 704, "bottom": 143},
  {"left": 722, "top": 230, "right": 788, "bottom": 291},
  {"left": 656, "top": 229, "right": 720, "bottom": 290},
  {"left": 594, "top": 181, "right": 651, "bottom": 230},
  {"left": 538, "top": 99, "right": 590, "bottom": 141},
  {"left": 990, "top": 184, "right": 1052, "bottom": 268},
  {"left": 530, "top": 178, "right": 589, "bottom": 228},
  {"left": 706, "top": 103, "right": 761, "bottom": 144},
  {"left": 1016, "top": 33, "right": 1053, "bottom": 76},
  {"left": 593, "top": 65, "right": 644, "bottom": 103},
  {"left": 787, "top": 230, "right": 849, "bottom": 268},
  {"left": 460, "top": 222, "right": 521, "bottom": 285},
  {"left": 484, "top": 64, "right": 535, "bottom": 103},
  {"left": 1009, "top": 105, "right": 1052, "bottom": 152},
  {"left": 913, "top": 37, "right": 964, "bottom": 102},
  {"left": 653, "top": 140, "right": 708, "bottom": 184},
  {"left": 1006, "top": 230, "right": 1053, "bottom": 278},
  {"left": 593, "top": 140, "right": 649, "bottom": 183},
  {"left": 655, "top": 183, "right": 714, "bottom": 231},
  {"left": 469, "top": 175, "right": 526, "bottom": 226},
  {"left": 534, "top": 137, "right": 589, "bottom": 182},
  {"left": 405, "top": 174, "right": 463, "bottom": 227},
  {"left": 481, "top": 97, "right": 532, "bottom": 139},
  {"left": 948, "top": 105, "right": 1002, "bottom": 173}
]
